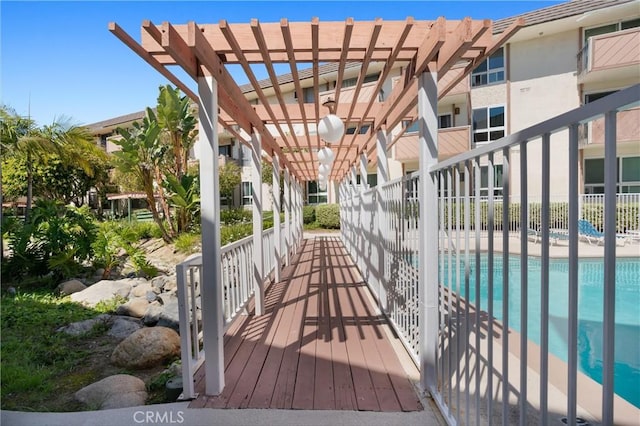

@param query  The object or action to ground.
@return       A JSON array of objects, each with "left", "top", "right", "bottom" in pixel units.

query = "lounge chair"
[
  {"left": 578, "top": 219, "right": 605, "bottom": 245},
  {"left": 577, "top": 219, "right": 628, "bottom": 246}
]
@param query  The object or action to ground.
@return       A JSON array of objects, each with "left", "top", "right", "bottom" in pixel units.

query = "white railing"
[
  {"left": 340, "top": 85, "right": 640, "bottom": 426},
  {"left": 451, "top": 193, "right": 640, "bottom": 235},
  {"left": 176, "top": 224, "right": 284, "bottom": 400}
]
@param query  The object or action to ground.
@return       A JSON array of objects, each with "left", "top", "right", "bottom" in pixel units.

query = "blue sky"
[{"left": 1, "top": 0, "right": 563, "bottom": 127}]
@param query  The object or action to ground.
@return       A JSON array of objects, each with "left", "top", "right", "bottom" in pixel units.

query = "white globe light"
[
  {"left": 318, "top": 172, "right": 328, "bottom": 182},
  {"left": 317, "top": 147, "right": 335, "bottom": 165},
  {"left": 318, "top": 163, "right": 331, "bottom": 176},
  {"left": 318, "top": 114, "right": 344, "bottom": 143},
  {"left": 318, "top": 180, "right": 327, "bottom": 191}
]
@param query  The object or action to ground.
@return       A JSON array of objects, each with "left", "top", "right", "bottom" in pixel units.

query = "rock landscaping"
[{"left": 51, "top": 241, "right": 197, "bottom": 410}]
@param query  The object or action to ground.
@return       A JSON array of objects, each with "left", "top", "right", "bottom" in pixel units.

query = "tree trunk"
[
  {"left": 143, "top": 175, "right": 172, "bottom": 243},
  {"left": 154, "top": 166, "right": 175, "bottom": 237}
]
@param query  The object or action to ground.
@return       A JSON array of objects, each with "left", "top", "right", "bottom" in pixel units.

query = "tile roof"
[{"left": 493, "top": 0, "right": 635, "bottom": 33}]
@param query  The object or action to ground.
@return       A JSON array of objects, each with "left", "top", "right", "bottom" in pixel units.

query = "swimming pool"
[{"left": 439, "top": 255, "right": 640, "bottom": 408}]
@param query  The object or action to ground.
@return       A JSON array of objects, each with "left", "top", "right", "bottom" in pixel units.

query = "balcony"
[
  {"left": 394, "top": 126, "right": 471, "bottom": 162},
  {"left": 577, "top": 28, "right": 640, "bottom": 84},
  {"left": 580, "top": 106, "right": 640, "bottom": 146}
]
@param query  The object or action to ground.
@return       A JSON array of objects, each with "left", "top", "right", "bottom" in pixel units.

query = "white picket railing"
[
  {"left": 458, "top": 193, "right": 640, "bottom": 235},
  {"left": 176, "top": 224, "right": 284, "bottom": 400},
  {"left": 340, "top": 84, "right": 639, "bottom": 426}
]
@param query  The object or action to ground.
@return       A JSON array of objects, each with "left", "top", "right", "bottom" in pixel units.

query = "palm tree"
[
  {"left": 155, "top": 85, "right": 198, "bottom": 180},
  {"left": 112, "top": 109, "right": 173, "bottom": 242}
]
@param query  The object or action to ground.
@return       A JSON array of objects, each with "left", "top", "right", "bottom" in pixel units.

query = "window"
[
  {"left": 472, "top": 106, "right": 505, "bottom": 144},
  {"left": 403, "top": 114, "right": 452, "bottom": 134},
  {"left": 242, "top": 182, "right": 253, "bottom": 205},
  {"left": 471, "top": 47, "right": 505, "bottom": 87},
  {"left": 341, "top": 73, "right": 380, "bottom": 88},
  {"left": 307, "top": 180, "right": 327, "bottom": 204},
  {"left": 584, "top": 156, "right": 640, "bottom": 194},
  {"left": 346, "top": 124, "right": 371, "bottom": 135},
  {"left": 479, "top": 164, "right": 504, "bottom": 197},
  {"left": 219, "top": 144, "right": 232, "bottom": 157},
  {"left": 439, "top": 114, "right": 452, "bottom": 129},
  {"left": 355, "top": 174, "right": 377, "bottom": 188},
  {"left": 584, "top": 18, "right": 640, "bottom": 42},
  {"left": 241, "top": 144, "right": 252, "bottom": 166}
]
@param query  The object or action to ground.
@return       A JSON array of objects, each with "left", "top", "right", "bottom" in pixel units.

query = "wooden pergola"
[
  {"left": 109, "top": 16, "right": 522, "bottom": 182},
  {"left": 109, "top": 16, "right": 523, "bottom": 398}
]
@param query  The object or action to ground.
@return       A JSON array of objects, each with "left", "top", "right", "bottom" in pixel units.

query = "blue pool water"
[{"left": 438, "top": 255, "right": 640, "bottom": 408}]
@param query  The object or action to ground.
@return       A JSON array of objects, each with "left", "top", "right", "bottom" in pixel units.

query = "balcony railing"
[
  {"left": 580, "top": 106, "right": 640, "bottom": 146},
  {"left": 394, "top": 126, "right": 471, "bottom": 162},
  {"left": 578, "top": 28, "right": 640, "bottom": 78}
]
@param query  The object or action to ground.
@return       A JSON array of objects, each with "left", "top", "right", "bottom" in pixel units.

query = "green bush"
[
  {"left": 174, "top": 232, "right": 202, "bottom": 254},
  {"left": 303, "top": 206, "right": 316, "bottom": 224},
  {"left": 2, "top": 200, "right": 97, "bottom": 283},
  {"left": 220, "top": 209, "right": 252, "bottom": 225},
  {"left": 316, "top": 204, "right": 340, "bottom": 229}
]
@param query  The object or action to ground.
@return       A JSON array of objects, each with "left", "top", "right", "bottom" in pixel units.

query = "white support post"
[
  {"left": 251, "top": 132, "right": 264, "bottom": 316},
  {"left": 351, "top": 165, "right": 357, "bottom": 247},
  {"left": 197, "top": 75, "right": 224, "bottom": 395},
  {"left": 418, "top": 65, "right": 439, "bottom": 394},
  {"left": 272, "top": 155, "right": 282, "bottom": 283},
  {"left": 292, "top": 178, "right": 299, "bottom": 253},
  {"left": 376, "top": 128, "right": 389, "bottom": 313},
  {"left": 360, "top": 152, "right": 368, "bottom": 192},
  {"left": 284, "top": 167, "right": 291, "bottom": 266},
  {"left": 297, "top": 179, "right": 303, "bottom": 246}
]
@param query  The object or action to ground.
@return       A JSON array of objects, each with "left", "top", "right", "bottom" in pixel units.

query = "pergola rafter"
[{"left": 111, "top": 16, "right": 523, "bottom": 182}]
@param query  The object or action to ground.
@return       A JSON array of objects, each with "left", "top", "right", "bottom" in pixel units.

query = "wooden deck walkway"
[{"left": 189, "top": 236, "right": 423, "bottom": 412}]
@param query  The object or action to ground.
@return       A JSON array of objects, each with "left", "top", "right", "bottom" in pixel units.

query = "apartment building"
[{"left": 90, "top": 0, "right": 639, "bottom": 207}]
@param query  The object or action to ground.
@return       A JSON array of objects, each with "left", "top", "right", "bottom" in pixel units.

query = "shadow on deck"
[{"left": 190, "top": 236, "right": 424, "bottom": 412}]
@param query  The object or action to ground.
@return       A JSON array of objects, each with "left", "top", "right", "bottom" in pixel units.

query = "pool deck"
[{"left": 443, "top": 232, "right": 640, "bottom": 258}]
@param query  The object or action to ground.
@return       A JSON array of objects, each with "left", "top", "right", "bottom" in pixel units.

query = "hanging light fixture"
[
  {"left": 317, "top": 98, "right": 344, "bottom": 143},
  {"left": 317, "top": 146, "right": 335, "bottom": 165},
  {"left": 318, "top": 180, "right": 327, "bottom": 191},
  {"left": 318, "top": 163, "right": 331, "bottom": 176}
]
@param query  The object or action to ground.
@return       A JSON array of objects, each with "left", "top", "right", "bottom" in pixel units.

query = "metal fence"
[{"left": 340, "top": 85, "right": 639, "bottom": 426}]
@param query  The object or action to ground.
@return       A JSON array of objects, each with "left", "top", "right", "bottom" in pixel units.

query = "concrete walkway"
[{"left": 1, "top": 403, "right": 446, "bottom": 426}]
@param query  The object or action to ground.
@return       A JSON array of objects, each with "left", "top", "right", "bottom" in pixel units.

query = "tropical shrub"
[
  {"left": 303, "top": 206, "right": 316, "bottom": 224},
  {"left": 316, "top": 204, "right": 340, "bottom": 229},
  {"left": 2, "top": 200, "right": 97, "bottom": 283}
]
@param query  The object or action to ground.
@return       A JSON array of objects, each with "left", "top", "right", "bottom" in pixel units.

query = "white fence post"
[
  {"left": 251, "top": 131, "right": 264, "bottom": 316},
  {"left": 273, "top": 155, "right": 281, "bottom": 283},
  {"left": 284, "top": 167, "right": 291, "bottom": 265},
  {"left": 377, "top": 128, "right": 389, "bottom": 312},
  {"left": 418, "top": 66, "right": 439, "bottom": 395},
  {"left": 196, "top": 75, "right": 224, "bottom": 395}
]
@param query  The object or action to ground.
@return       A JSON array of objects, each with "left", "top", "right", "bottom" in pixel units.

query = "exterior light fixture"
[
  {"left": 318, "top": 97, "right": 344, "bottom": 143},
  {"left": 318, "top": 163, "right": 331, "bottom": 176},
  {"left": 317, "top": 146, "right": 335, "bottom": 165},
  {"left": 318, "top": 180, "right": 327, "bottom": 191}
]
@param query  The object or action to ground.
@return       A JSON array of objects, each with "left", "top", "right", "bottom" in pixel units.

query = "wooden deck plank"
[
  {"left": 326, "top": 239, "right": 358, "bottom": 410},
  {"left": 341, "top": 244, "right": 424, "bottom": 412},
  {"left": 330, "top": 240, "right": 380, "bottom": 411},
  {"left": 269, "top": 241, "right": 313, "bottom": 409},
  {"left": 191, "top": 236, "right": 422, "bottom": 412},
  {"left": 292, "top": 239, "right": 319, "bottom": 410},
  {"left": 313, "top": 238, "right": 336, "bottom": 409},
  {"left": 248, "top": 259, "right": 309, "bottom": 408}
]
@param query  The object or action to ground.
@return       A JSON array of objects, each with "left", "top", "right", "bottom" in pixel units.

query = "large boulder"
[
  {"left": 58, "top": 279, "right": 87, "bottom": 296},
  {"left": 110, "top": 327, "right": 180, "bottom": 369},
  {"left": 57, "top": 314, "right": 111, "bottom": 336},
  {"left": 156, "top": 295, "right": 180, "bottom": 331},
  {"left": 75, "top": 374, "right": 147, "bottom": 409},
  {"left": 107, "top": 317, "right": 143, "bottom": 340},
  {"left": 130, "top": 282, "right": 153, "bottom": 298},
  {"left": 116, "top": 298, "right": 149, "bottom": 318},
  {"left": 70, "top": 280, "right": 132, "bottom": 308}
]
